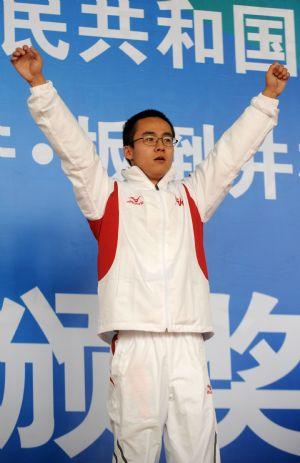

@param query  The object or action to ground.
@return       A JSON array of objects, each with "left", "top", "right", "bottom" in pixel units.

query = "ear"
[{"left": 123, "top": 145, "right": 134, "bottom": 162}]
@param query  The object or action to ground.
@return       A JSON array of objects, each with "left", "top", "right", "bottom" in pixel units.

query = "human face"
[{"left": 124, "top": 117, "right": 174, "bottom": 185}]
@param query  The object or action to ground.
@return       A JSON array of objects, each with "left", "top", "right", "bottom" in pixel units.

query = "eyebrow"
[{"left": 141, "top": 131, "right": 173, "bottom": 136}]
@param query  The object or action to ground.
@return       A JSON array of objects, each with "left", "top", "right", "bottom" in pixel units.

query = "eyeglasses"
[{"left": 132, "top": 135, "right": 178, "bottom": 147}]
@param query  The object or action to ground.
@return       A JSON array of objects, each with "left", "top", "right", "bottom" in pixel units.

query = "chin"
[
  {"left": 161, "top": 165, "right": 171, "bottom": 175},
  {"left": 143, "top": 163, "right": 170, "bottom": 182},
  {"left": 154, "top": 167, "right": 168, "bottom": 178}
]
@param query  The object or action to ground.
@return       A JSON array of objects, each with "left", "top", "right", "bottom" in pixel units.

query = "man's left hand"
[{"left": 262, "top": 62, "right": 290, "bottom": 99}]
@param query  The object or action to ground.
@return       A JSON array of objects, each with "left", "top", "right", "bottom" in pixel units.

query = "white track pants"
[{"left": 108, "top": 331, "right": 220, "bottom": 463}]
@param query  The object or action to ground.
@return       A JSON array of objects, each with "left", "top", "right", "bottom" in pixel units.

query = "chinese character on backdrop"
[
  {"left": 234, "top": 5, "right": 297, "bottom": 76},
  {"left": 2, "top": 0, "right": 69, "bottom": 59},
  {"left": 79, "top": 0, "right": 148, "bottom": 64}
]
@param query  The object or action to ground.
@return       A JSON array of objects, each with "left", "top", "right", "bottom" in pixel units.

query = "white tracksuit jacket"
[{"left": 28, "top": 82, "right": 278, "bottom": 343}]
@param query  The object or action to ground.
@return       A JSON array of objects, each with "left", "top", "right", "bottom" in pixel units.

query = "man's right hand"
[{"left": 11, "top": 45, "right": 46, "bottom": 87}]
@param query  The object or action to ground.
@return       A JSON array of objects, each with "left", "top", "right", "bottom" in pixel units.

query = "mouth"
[{"left": 154, "top": 156, "right": 166, "bottom": 162}]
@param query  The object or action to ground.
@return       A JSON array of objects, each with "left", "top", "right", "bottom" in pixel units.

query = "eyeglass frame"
[{"left": 132, "top": 135, "right": 178, "bottom": 147}]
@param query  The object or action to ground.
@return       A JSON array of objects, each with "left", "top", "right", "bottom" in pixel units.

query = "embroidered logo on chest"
[
  {"left": 127, "top": 195, "right": 144, "bottom": 206},
  {"left": 175, "top": 196, "right": 184, "bottom": 206}
]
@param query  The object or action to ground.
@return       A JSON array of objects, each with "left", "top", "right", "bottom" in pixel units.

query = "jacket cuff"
[
  {"left": 251, "top": 92, "right": 279, "bottom": 118},
  {"left": 29, "top": 80, "right": 53, "bottom": 95}
]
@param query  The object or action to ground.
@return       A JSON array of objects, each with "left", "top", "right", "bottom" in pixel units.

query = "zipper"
[{"left": 157, "top": 187, "right": 169, "bottom": 330}]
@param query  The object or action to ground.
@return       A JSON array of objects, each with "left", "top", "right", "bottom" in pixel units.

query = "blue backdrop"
[{"left": 0, "top": 1, "right": 299, "bottom": 462}]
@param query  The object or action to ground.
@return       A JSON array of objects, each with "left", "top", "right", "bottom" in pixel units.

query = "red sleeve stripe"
[
  {"left": 183, "top": 184, "right": 208, "bottom": 280},
  {"left": 88, "top": 181, "right": 119, "bottom": 281}
]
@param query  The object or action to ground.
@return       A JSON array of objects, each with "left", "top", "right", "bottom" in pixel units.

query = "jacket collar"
[{"left": 121, "top": 165, "right": 176, "bottom": 190}]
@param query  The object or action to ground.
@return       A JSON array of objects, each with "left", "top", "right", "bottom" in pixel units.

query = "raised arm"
[
  {"left": 11, "top": 45, "right": 114, "bottom": 221},
  {"left": 183, "top": 63, "right": 290, "bottom": 222}
]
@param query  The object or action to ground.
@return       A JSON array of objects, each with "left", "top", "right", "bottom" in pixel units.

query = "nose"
[{"left": 154, "top": 137, "right": 165, "bottom": 150}]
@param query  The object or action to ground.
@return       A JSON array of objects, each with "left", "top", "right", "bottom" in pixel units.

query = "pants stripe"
[
  {"left": 214, "top": 432, "right": 217, "bottom": 463},
  {"left": 113, "top": 451, "right": 118, "bottom": 462},
  {"left": 117, "top": 440, "right": 128, "bottom": 463}
]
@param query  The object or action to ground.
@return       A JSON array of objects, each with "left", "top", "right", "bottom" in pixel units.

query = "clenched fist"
[
  {"left": 262, "top": 62, "right": 290, "bottom": 98},
  {"left": 11, "top": 45, "right": 46, "bottom": 87}
]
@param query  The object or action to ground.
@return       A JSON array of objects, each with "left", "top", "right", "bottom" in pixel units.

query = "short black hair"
[{"left": 123, "top": 109, "right": 175, "bottom": 147}]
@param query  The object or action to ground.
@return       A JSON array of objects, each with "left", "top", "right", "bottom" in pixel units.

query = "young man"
[{"left": 11, "top": 45, "right": 289, "bottom": 463}]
